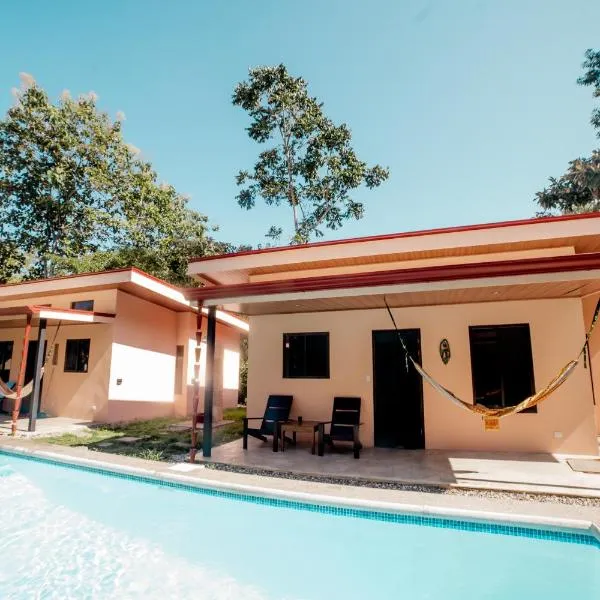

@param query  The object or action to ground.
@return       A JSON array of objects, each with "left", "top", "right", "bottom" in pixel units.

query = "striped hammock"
[
  {"left": 385, "top": 297, "right": 600, "bottom": 430},
  {"left": 0, "top": 369, "right": 44, "bottom": 400}
]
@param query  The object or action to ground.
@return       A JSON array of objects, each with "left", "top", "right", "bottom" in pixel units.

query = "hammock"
[
  {"left": 0, "top": 369, "right": 45, "bottom": 400},
  {"left": 1, "top": 319, "right": 62, "bottom": 405},
  {"left": 384, "top": 297, "right": 600, "bottom": 430}
]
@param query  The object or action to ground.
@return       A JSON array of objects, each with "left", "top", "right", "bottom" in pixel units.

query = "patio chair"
[
  {"left": 318, "top": 397, "right": 362, "bottom": 459},
  {"left": 243, "top": 395, "right": 293, "bottom": 452}
]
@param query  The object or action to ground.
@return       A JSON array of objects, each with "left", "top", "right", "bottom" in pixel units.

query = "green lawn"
[{"left": 44, "top": 407, "right": 246, "bottom": 462}]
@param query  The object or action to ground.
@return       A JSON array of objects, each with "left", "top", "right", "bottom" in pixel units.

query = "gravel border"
[{"left": 204, "top": 462, "right": 600, "bottom": 508}]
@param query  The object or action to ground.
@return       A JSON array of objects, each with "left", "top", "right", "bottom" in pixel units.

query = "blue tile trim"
[{"left": 1, "top": 448, "right": 598, "bottom": 549}]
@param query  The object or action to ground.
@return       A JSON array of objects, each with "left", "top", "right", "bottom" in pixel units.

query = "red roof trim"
[
  {"left": 189, "top": 211, "right": 600, "bottom": 264},
  {"left": 0, "top": 266, "right": 183, "bottom": 293},
  {"left": 184, "top": 252, "right": 600, "bottom": 301},
  {"left": 0, "top": 305, "right": 115, "bottom": 319},
  {"left": 0, "top": 268, "right": 134, "bottom": 289}
]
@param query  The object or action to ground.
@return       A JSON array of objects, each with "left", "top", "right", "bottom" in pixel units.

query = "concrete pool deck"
[
  {"left": 1, "top": 438, "right": 599, "bottom": 532},
  {"left": 205, "top": 437, "right": 600, "bottom": 498}
]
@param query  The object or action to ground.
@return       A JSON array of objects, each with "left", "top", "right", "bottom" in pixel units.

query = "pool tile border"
[{"left": 1, "top": 447, "right": 599, "bottom": 550}]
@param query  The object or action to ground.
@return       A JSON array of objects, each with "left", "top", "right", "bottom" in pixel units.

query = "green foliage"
[
  {"left": 577, "top": 49, "right": 600, "bottom": 135},
  {"left": 44, "top": 408, "right": 247, "bottom": 461},
  {"left": 233, "top": 64, "right": 389, "bottom": 243},
  {"left": 134, "top": 448, "right": 165, "bottom": 461},
  {"left": 0, "top": 75, "right": 220, "bottom": 284},
  {"left": 536, "top": 50, "right": 600, "bottom": 215}
]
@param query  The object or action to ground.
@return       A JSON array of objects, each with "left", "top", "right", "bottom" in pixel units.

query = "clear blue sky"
[{"left": 1, "top": 0, "right": 598, "bottom": 247}]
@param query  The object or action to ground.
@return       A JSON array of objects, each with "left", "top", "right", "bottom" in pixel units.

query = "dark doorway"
[{"left": 372, "top": 329, "right": 425, "bottom": 449}]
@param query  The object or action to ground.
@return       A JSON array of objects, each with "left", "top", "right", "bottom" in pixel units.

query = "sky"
[{"left": 1, "top": 0, "right": 599, "bottom": 248}]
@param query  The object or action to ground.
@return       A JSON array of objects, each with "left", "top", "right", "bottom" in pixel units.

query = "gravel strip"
[{"left": 204, "top": 462, "right": 600, "bottom": 507}]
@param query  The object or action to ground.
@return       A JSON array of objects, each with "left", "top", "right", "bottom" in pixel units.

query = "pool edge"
[{"left": 1, "top": 443, "right": 599, "bottom": 547}]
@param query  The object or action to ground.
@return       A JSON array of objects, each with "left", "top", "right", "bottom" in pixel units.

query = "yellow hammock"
[{"left": 384, "top": 297, "right": 600, "bottom": 431}]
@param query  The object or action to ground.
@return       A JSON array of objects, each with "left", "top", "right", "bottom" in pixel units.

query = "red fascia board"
[
  {"left": 0, "top": 267, "right": 134, "bottom": 290},
  {"left": 0, "top": 306, "right": 37, "bottom": 317},
  {"left": 0, "top": 305, "right": 116, "bottom": 319},
  {"left": 188, "top": 212, "right": 600, "bottom": 264},
  {"left": 184, "top": 252, "right": 600, "bottom": 301},
  {"left": 0, "top": 266, "right": 183, "bottom": 293}
]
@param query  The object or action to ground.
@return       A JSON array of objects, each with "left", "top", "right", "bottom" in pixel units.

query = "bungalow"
[
  {"left": 187, "top": 212, "right": 600, "bottom": 456},
  {"left": 0, "top": 268, "right": 248, "bottom": 428}
]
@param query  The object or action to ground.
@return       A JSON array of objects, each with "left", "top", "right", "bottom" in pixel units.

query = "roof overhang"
[
  {"left": 0, "top": 268, "right": 193, "bottom": 313},
  {"left": 0, "top": 268, "right": 248, "bottom": 333},
  {"left": 184, "top": 252, "right": 600, "bottom": 315},
  {"left": 187, "top": 212, "right": 600, "bottom": 285},
  {"left": 0, "top": 305, "right": 116, "bottom": 328}
]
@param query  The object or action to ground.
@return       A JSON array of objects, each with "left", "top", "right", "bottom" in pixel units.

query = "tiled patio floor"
[{"left": 206, "top": 437, "right": 600, "bottom": 497}]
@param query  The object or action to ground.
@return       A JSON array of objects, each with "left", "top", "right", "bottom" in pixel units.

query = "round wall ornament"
[{"left": 439, "top": 339, "right": 451, "bottom": 364}]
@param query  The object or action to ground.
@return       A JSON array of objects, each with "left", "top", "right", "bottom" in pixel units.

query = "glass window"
[
  {"left": 71, "top": 300, "right": 94, "bottom": 311},
  {"left": 283, "top": 332, "right": 329, "bottom": 378},
  {"left": 64, "top": 339, "right": 90, "bottom": 373},
  {"left": 0, "top": 341, "right": 14, "bottom": 382},
  {"left": 469, "top": 324, "right": 536, "bottom": 412}
]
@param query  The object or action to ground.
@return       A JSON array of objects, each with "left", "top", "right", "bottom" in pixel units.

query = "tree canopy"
[
  {"left": 535, "top": 50, "right": 600, "bottom": 215},
  {"left": 233, "top": 64, "right": 389, "bottom": 244},
  {"left": 0, "top": 75, "right": 226, "bottom": 285}
]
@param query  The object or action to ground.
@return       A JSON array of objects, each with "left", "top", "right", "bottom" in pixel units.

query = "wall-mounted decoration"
[{"left": 439, "top": 339, "right": 451, "bottom": 364}]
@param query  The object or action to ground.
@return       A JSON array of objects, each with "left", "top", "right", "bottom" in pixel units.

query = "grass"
[{"left": 44, "top": 407, "right": 246, "bottom": 462}]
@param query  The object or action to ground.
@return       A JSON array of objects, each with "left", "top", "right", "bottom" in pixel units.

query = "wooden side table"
[{"left": 279, "top": 420, "right": 321, "bottom": 454}]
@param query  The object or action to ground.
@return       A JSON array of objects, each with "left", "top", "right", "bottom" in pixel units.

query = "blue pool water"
[{"left": 0, "top": 452, "right": 598, "bottom": 599}]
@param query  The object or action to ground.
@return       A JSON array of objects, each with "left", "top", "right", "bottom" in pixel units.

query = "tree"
[
  {"left": 233, "top": 64, "right": 389, "bottom": 244},
  {"left": 535, "top": 50, "right": 600, "bottom": 215},
  {"left": 0, "top": 74, "right": 219, "bottom": 284}
]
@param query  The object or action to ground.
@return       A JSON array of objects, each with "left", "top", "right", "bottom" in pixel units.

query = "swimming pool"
[{"left": 0, "top": 450, "right": 598, "bottom": 599}]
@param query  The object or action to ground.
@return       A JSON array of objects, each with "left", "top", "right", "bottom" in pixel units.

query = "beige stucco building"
[
  {"left": 187, "top": 213, "right": 600, "bottom": 456},
  {"left": 0, "top": 268, "right": 247, "bottom": 424}
]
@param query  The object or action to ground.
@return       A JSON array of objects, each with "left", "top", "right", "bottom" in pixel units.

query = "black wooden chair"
[
  {"left": 243, "top": 395, "right": 293, "bottom": 452},
  {"left": 317, "top": 397, "right": 362, "bottom": 459}
]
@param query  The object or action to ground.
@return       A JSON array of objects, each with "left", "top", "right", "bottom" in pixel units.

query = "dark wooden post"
[
  {"left": 28, "top": 318, "right": 47, "bottom": 432},
  {"left": 189, "top": 308, "right": 204, "bottom": 462},
  {"left": 11, "top": 313, "right": 32, "bottom": 435},
  {"left": 202, "top": 306, "right": 217, "bottom": 458}
]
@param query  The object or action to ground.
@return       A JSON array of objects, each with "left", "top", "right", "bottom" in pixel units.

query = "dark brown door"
[{"left": 372, "top": 329, "right": 425, "bottom": 449}]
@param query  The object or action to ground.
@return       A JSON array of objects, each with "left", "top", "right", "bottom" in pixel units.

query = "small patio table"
[{"left": 278, "top": 420, "right": 321, "bottom": 454}]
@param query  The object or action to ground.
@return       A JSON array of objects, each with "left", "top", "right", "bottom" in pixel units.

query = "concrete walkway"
[
  {"left": 0, "top": 415, "right": 91, "bottom": 437},
  {"left": 207, "top": 437, "right": 600, "bottom": 497}
]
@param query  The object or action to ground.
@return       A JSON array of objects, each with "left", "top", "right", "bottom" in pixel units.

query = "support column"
[
  {"left": 202, "top": 306, "right": 217, "bottom": 458},
  {"left": 189, "top": 309, "right": 204, "bottom": 463},
  {"left": 11, "top": 313, "right": 32, "bottom": 436},
  {"left": 28, "top": 318, "right": 47, "bottom": 432}
]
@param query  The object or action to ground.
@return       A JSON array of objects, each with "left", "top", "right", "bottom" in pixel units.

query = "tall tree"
[
  {"left": 0, "top": 75, "right": 219, "bottom": 284},
  {"left": 535, "top": 50, "right": 600, "bottom": 215},
  {"left": 233, "top": 64, "right": 389, "bottom": 244}
]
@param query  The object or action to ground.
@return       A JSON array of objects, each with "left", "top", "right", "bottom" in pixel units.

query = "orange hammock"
[
  {"left": 384, "top": 297, "right": 600, "bottom": 430},
  {"left": 0, "top": 370, "right": 45, "bottom": 400}
]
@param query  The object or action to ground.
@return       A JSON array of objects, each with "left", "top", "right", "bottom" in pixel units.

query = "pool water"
[{"left": 0, "top": 453, "right": 598, "bottom": 599}]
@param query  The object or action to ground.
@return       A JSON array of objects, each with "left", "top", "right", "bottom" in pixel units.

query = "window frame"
[
  {"left": 64, "top": 338, "right": 91, "bottom": 373},
  {"left": 468, "top": 323, "right": 537, "bottom": 413},
  {"left": 282, "top": 332, "right": 330, "bottom": 379},
  {"left": 70, "top": 300, "right": 94, "bottom": 312}
]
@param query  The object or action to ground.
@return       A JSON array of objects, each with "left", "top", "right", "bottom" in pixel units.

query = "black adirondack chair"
[
  {"left": 243, "top": 395, "right": 293, "bottom": 452},
  {"left": 317, "top": 397, "right": 362, "bottom": 459}
]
